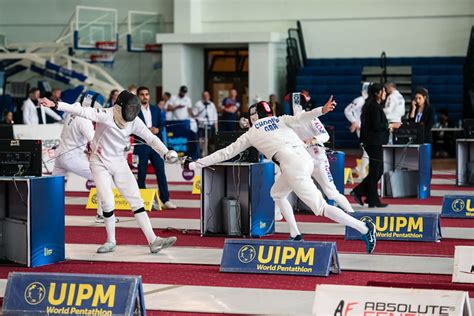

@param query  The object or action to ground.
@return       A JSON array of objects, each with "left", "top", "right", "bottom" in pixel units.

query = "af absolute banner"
[
  {"left": 312, "top": 284, "right": 471, "bottom": 316},
  {"left": 3, "top": 272, "right": 146, "bottom": 316},
  {"left": 442, "top": 195, "right": 474, "bottom": 218},
  {"left": 220, "top": 239, "right": 340, "bottom": 277},
  {"left": 345, "top": 212, "right": 441, "bottom": 242}
]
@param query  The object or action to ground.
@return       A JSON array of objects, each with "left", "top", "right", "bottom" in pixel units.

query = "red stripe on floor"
[
  {"left": 65, "top": 226, "right": 474, "bottom": 257},
  {"left": 0, "top": 261, "right": 469, "bottom": 294}
]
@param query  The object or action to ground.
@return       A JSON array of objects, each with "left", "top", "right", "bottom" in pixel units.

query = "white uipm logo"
[{"left": 44, "top": 247, "right": 53, "bottom": 256}]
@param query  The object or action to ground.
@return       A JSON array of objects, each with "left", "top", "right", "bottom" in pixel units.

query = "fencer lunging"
[
  {"left": 184, "top": 100, "right": 376, "bottom": 253},
  {"left": 52, "top": 90, "right": 108, "bottom": 223},
  {"left": 40, "top": 91, "right": 178, "bottom": 254},
  {"left": 290, "top": 92, "right": 354, "bottom": 214}
]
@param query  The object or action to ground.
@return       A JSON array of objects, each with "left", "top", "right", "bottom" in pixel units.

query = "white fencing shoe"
[
  {"left": 149, "top": 236, "right": 177, "bottom": 253},
  {"left": 97, "top": 242, "right": 116, "bottom": 253}
]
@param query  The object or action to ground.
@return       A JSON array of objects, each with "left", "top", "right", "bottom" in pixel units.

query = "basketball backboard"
[
  {"left": 74, "top": 6, "right": 118, "bottom": 51},
  {"left": 127, "top": 11, "right": 163, "bottom": 52}
]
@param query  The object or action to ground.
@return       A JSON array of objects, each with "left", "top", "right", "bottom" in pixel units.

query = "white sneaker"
[
  {"left": 152, "top": 199, "right": 160, "bottom": 211},
  {"left": 95, "top": 215, "right": 104, "bottom": 223},
  {"left": 149, "top": 236, "right": 177, "bottom": 253},
  {"left": 163, "top": 201, "right": 177, "bottom": 209},
  {"left": 95, "top": 215, "right": 119, "bottom": 223},
  {"left": 97, "top": 242, "right": 116, "bottom": 253}
]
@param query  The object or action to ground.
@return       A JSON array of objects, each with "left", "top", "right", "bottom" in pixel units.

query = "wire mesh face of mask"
[
  {"left": 291, "top": 92, "right": 313, "bottom": 115},
  {"left": 116, "top": 90, "right": 140, "bottom": 122}
]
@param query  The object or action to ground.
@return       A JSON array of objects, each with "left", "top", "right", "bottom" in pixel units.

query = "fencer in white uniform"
[
  {"left": 40, "top": 91, "right": 178, "bottom": 254},
  {"left": 344, "top": 82, "right": 370, "bottom": 178},
  {"left": 52, "top": 91, "right": 107, "bottom": 223},
  {"left": 290, "top": 92, "right": 354, "bottom": 214},
  {"left": 184, "top": 101, "right": 377, "bottom": 253}
]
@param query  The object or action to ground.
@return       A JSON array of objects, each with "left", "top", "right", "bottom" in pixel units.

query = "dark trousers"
[
  {"left": 136, "top": 147, "right": 170, "bottom": 203},
  {"left": 354, "top": 145, "right": 383, "bottom": 204}
]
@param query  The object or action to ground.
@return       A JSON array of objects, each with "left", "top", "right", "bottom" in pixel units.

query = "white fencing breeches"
[
  {"left": 53, "top": 152, "right": 103, "bottom": 215},
  {"left": 90, "top": 159, "right": 144, "bottom": 213},
  {"left": 53, "top": 152, "right": 93, "bottom": 180},
  {"left": 311, "top": 155, "right": 354, "bottom": 213},
  {"left": 271, "top": 148, "right": 327, "bottom": 218}
]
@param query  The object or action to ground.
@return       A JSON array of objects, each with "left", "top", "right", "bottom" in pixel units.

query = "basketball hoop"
[
  {"left": 95, "top": 41, "right": 117, "bottom": 51},
  {"left": 144, "top": 44, "right": 161, "bottom": 53},
  {"left": 89, "top": 53, "right": 115, "bottom": 65}
]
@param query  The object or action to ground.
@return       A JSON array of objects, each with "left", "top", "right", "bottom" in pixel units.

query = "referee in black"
[{"left": 351, "top": 83, "right": 389, "bottom": 208}]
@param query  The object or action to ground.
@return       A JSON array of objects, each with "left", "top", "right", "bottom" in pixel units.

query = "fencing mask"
[
  {"left": 291, "top": 92, "right": 313, "bottom": 115},
  {"left": 248, "top": 101, "right": 273, "bottom": 125},
  {"left": 113, "top": 90, "right": 140, "bottom": 129},
  {"left": 79, "top": 90, "right": 104, "bottom": 108}
]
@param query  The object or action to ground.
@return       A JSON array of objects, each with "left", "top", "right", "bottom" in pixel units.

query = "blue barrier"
[
  {"left": 442, "top": 195, "right": 474, "bottom": 218},
  {"left": 345, "top": 212, "right": 442, "bottom": 242},
  {"left": 220, "top": 239, "right": 340, "bottom": 277},
  {"left": 3, "top": 272, "right": 146, "bottom": 315}
]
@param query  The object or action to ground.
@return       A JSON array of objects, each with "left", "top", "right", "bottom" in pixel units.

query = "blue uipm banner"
[
  {"left": 220, "top": 239, "right": 340, "bottom": 277},
  {"left": 3, "top": 272, "right": 146, "bottom": 316},
  {"left": 441, "top": 195, "right": 474, "bottom": 218},
  {"left": 345, "top": 212, "right": 442, "bottom": 242}
]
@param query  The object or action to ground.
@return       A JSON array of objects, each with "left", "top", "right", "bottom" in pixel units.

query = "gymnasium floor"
[{"left": 0, "top": 159, "right": 472, "bottom": 315}]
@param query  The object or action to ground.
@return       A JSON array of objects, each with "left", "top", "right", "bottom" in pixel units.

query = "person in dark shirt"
[
  {"left": 408, "top": 87, "right": 434, "bottom": 144},
  {"left": 350, "top": 83, "right": 389, "bottom": 208}
]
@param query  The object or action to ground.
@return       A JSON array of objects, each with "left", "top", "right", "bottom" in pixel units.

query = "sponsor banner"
[
  {"left": 13, "top": 124, "right": 63, "bottom": 174},
  {"left": 3, "top": 272, "right": 145, "bottom": 316},
  {"left": 312, "top": 284, "right": 471, "bottom": 316},
  {"left": 345, "top": 212, "right": 441, "bottom": 242},
  {"left": 192, "top": 176, "right": 201, "bottom": 195},
  {"left": 86, "top": 188, "right": 160, "bottom": 211},
  {"left": 452, "top": 246, "right": 474, "bottom": 284},
  {"left": 220, "top": 239, "right": 340, "bottom": 277},
  {"left": 442, "top": 195, "right": 474, "bottom": 218}
]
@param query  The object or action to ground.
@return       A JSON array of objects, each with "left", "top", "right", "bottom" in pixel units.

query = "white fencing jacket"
[{"left": 56, "top": 102, "right": 169, "bottom": 165}]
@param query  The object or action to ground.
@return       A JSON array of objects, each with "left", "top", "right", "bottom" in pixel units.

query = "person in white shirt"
[
  {"left": 22, "top": 87, "right": 62, "bottom": 124},
  {"left": 193, "top": 91, "right": 218, "bottom": 155},
  {"left": 167, "top": 86, "right": 192, "bottom": 120},
  {"left": 40, "top": 90, "right": 178, "bottom": 254},
  {"left": 183, "top": 100, "right": 377, "bottom": 254},
  {"left": 383, "top": 82, "right": 405, "bottom": 126},
  {"left": 344, "top": 82, "right": 370, "bottom": 179},
  {"left": 290, "top": 92, "right": 354, "bottom": 214},
  {"left": 52, "top": 90, "right": 109, "bottom": 223}
]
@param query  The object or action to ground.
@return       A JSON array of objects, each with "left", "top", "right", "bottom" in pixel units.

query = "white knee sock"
[
  {"left": 135, "top": 212, "right": 157, "bottom": 244},
  {"left": 323, "top": 204, "right": 368, "bottom": 234},
  {"left": 333, "top": 194, "right": 355, "bottom": 213},
  {"left": 104, "top": 215, "right": 116, "bottom": 244},
  {"left": 274, "top": 199, "right": 301, "bottom": 237},
  {"left": 97, "top": 200, "right": 103, "bottom": 216}
]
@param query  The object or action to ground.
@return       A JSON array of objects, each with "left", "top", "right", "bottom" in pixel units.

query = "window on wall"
[{"left": 205, "top": 48, "right": 249, "bottom": 112}]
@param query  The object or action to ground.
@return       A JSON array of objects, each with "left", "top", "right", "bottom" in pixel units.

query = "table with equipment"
[
  {"left": 0, "top": 176, "right": 65, "bottom": 267},
  {"left": 456, "top": 138, "right": 474, "bottom": 186},
  {"left": 201, "top": 161, "right": 275, "bottom": 237},
  {"left": 381, "top": 144, "right": 431, "bottom": 199}
]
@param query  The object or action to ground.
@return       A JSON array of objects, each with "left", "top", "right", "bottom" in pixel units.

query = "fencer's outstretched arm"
[
  {"left": 132, "top": 118, "right": 169, "bottom": 157},
  {"left": 284, "top": 95, "right": 336, "bottom": 127},
  {"left": 190, "top": 133, "right": 251, "bottom": 170},
  {"left": 39, "top": 98, "right": 109, "bottom": 123}
]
